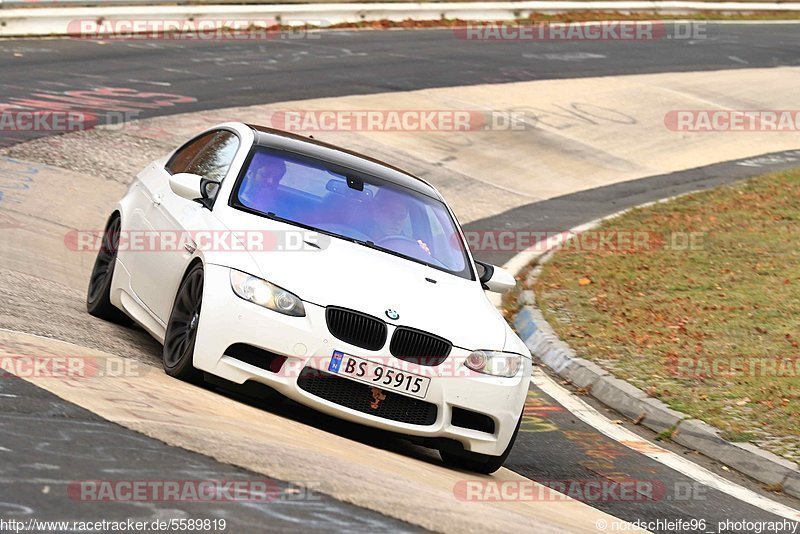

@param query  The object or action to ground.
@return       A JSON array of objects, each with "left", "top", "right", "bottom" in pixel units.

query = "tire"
[
  {"left": 440, "top": 410, "right": 523, "bottom": 474},
  {"left": 162, "top": 263, "right": 204, "bottom": 382},
  {"left": 86, "top": 214, "right": 132, "bottom": 326}
]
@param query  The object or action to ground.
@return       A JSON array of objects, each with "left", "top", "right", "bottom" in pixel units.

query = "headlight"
[
  {"left": 465, "top": 350, "right": 522, "bottom": 378},
  {"left": 229, "top": 269, "right": 305, "bottom": 317}
]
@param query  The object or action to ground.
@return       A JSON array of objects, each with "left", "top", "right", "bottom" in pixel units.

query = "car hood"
[{"left": 214, "top": 210, "right": 507, "bottom": 351}]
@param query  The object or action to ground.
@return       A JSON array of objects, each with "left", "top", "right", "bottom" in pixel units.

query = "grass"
[
  {"left": 656, "top": 424, "right": 678, "bottom": 441},
  {"left": 533, "top": 169, "right": 800, "bottom": 462}
]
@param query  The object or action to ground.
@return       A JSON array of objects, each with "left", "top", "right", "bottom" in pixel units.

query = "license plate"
[{"left": 328, "top": 351, "right": 430, "bottom": 399}]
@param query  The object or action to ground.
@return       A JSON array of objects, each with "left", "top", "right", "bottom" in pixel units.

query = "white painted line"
[
  {"left": 502, "top": 220, "right": 599, "bottom": 275},
  {"left": 532, "top": 367, "right": 800, "bottom": 522},
  {"left": 502, "top": 191, "right": 706, "bottom": 276}
]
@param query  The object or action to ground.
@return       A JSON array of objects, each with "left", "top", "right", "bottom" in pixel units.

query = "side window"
[
  {"left": 166, "top": 131, "right": 216, "bottom": 175},
  {"left": 186, "top": 131, "right": 239, "bottom": 182},
  {"left": 166, "top": 130, "right": 240, "bottom": 183}
]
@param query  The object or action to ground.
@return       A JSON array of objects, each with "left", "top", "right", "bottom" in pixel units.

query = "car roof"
[{"left": 247, "top": 124, "right": 441, "bottom": 199}]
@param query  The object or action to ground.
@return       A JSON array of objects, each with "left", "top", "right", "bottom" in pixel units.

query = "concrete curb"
[
  {"left": 510, "top": 228, "right": 800, "bottom": 501},
  {"left": 2, "top": 1, "right": 800, "bottom": 37}
]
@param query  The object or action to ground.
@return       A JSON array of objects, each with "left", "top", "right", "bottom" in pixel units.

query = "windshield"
[{"left": 231, "top": 147, "right": 472, "bottom": 279}]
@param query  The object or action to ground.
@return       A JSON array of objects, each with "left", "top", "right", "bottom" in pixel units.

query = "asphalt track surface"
[
  {"left": 2, "top": 23, "right": 800, "bottom": 533},
  {"left": 0, "top": 374, "right": 418, "bottom": 532},
  {"left": 2, "top": 23, "right": 800, "bottom": 148}
]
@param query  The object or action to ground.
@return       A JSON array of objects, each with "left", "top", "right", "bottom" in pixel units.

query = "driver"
[
  {"left": 372, "top": 190, "right": 409, "bottom": 239},
  {"left": 368, "top": 188, "right": 431, "bottom": 256},
  {"left": 239, "top": 153, "right": 287, "bottom": 213}
]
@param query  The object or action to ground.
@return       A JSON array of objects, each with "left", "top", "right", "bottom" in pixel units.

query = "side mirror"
[
  {"left": 169, "top": 172, "right": 203, "bottom": 200},
  {"left": 169, "top": 173, "right": 220, "bottom": 208},
  {"left": 475, "top": 260, "right": 516, "bottom": 293},
  {"left": 200, "top": 178, "right": 220, "bottom": 200}
]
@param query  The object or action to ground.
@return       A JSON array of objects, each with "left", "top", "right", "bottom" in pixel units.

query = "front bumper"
[{"left": 193, "top": 264, "right": 531, "bottom": 456}]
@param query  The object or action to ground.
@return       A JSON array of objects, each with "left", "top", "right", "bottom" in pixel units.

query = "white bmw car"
[{"left": 87, "top": 122, "right": 532, "bottom": 473}]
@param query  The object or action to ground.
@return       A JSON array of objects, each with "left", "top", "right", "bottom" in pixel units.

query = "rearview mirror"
[{"left": 475, "top": 260, "right": 516, "bottom": 293}]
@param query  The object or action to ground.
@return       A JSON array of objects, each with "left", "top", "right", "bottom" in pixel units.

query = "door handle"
[{"left": 153, "top": 194, "right": 162, "bottom": 207}]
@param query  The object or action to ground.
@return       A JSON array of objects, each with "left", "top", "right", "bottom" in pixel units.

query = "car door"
[
  {"left": 122, "top": 132, "right": 215, "bottom": 319},
  {"left": 131, "top": 129, "right": 240, "bottom": 323}
]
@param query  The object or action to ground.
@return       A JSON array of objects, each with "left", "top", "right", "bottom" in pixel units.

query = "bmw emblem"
[{"left": 385, "top": 309, "right": 399, "bottom": 320}]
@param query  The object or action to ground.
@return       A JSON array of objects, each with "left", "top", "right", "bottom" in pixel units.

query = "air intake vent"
[
  {"left": 224, "top": 343, "right": 286, "bottom": 373},
  {"left": 451, "top": 407, "right": 496, "bottom": 435},
  {"left": 325, "top": 307, "right": 387, "bottom": 351},
  {"left": 390, "top": 327, "right": 451, "bottom": 366}
]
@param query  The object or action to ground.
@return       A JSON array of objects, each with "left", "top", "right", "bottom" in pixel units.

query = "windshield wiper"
[
  {"left": 262, "top": 212, "right": 366, "bottom": 247},
  {"left": 349, "top": 237, "right": 417, "bottom": 263},
  {"left": 259, "top": 212, "right": 440, "bottom": 271}
]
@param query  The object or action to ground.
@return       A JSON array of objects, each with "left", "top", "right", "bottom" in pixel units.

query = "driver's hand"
[{"left": 417, "top": 240, "right": 431, "bottom": 255}]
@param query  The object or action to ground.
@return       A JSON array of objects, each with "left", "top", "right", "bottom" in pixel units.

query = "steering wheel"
[{"left": 375, "top": 235, "right": 446, "bottom": 268}]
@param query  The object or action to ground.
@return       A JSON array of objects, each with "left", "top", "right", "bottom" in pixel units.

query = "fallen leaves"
[{"left": 531, "top": 168, "right": 800, "bottom": 456}]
